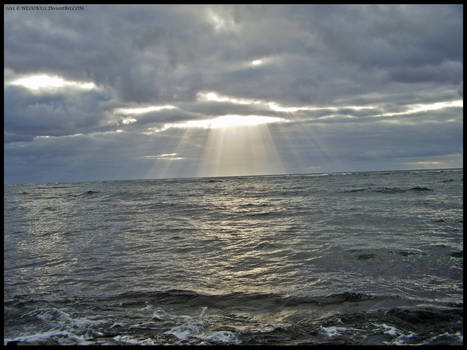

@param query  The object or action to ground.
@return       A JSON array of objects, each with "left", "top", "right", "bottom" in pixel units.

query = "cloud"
[
  {"left": 4, "top": 85, "right": 114, "bottom": 141},
  {"left": 4, "top": 4, "right": 463, "bottom": 183},
  {"left": 5, "top": 5, "right": 462, "bottom": 107},
  {"left": 143, "top": 153, "right": 184, "bottom": 160},
  {"left": 4, "top": 128, "right": 204, "bottom": 183}
]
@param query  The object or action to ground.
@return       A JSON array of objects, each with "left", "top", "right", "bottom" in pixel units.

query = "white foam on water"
[
  {"left": 199, "top": 306, "right": 208, "bottom": 319},
  {"left": 319, "top": 325, "right": 361, "bottom": 337},
  {"left": 375, "top": 323, "right": 400, "bottom": 337},
  {"left": 200, "top": 330, "right": 241, "bottom": 344},
  {"left": 386, "top": 332, "right": 417, "bottom": 346},
  {"left": 8, "top": 308, "right": 105, "bottom": 344},
  {"left": 165, "top": 323, "right": 205, "bottom": 341},
  {"left": 415, "top": 331, "right": 463, "bottom": 345},
  {"left": 252, "top": 325, "right": 281, "bottom": 334},
  {"left": 151, "top": 306, "right": 176, "bottom": 321},
  {"left": 110, "top": 322, "right": 124, "bottom": 329},
  {"left": 165, "top": 324, "right": 241, "bottom": 344},
  {"left": 113, "top": 335, "right": 157, "bottom": 345},
  {"left": 21, "top": 307, "right": 104, "bottom": 329},
  {"left": 4, "top": 329, "right": 92, "bottom": 345},
  {"left": 372, "top": 323, "right": 416, "bottom": 345},
  {"left": 158, "top": 306, "right": 241, "bottom": 344},
  {"left": 320, "top": 326, "right": 354, "bottom": 337},
  {"left": 139, "top": 304, "right": 152, "bottom": 312}
]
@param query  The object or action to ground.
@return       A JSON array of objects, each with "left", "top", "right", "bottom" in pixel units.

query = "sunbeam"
[
  {"left": 198, "top": 123, "right": 284, "bottom": 178},
  {"left": 144, "top": 127, "right": 202, "bottom": 179}
]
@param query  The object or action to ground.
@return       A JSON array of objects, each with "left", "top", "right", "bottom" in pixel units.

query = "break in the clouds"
[{"left": 4, "top": 4, "right": 463, "bottom": 184}]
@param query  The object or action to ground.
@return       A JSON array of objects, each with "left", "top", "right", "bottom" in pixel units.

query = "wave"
[
  {"left": 6, "top": 299, "right": 462, "bottom": 346},
  {"left": 5, "top": 289, "right": 462, "bottom": 346},
  {"left": 33, "top": 185, "right": 72, "bottom": 190},
  {"left": 313, "top": 308, "right": 463, "bottom": 345},
  {"left": 68, "top": 190, "right": 100, "bottom": 198},
  {"left": 94, "top": 289, "right": 457, "bottom": 310},
  {"left": 11, "top": 288, "right": 457, "bottom": 312},
  {"left": 344, "top": 186, "right": 433, "bottom": 194},
  {"left": 441, "top": 179, "right": 455, "bottom": 183},
  {"left": 68, "top": 190, "right": 101, "bottom": 198},
  {"left": 5, "top": 308, "right": 104, "bottom": 345},
  {"left": 82, "top": 190, "right": 100, "bottom": 195}
]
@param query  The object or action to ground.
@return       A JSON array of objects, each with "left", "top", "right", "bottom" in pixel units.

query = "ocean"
[{"left": 3, "top": 169, "right": 463, "bottom": 345}]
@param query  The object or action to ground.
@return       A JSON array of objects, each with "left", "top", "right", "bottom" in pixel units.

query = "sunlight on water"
[{"left": 4, "top": 170, "right": 463, "bottom": 345}]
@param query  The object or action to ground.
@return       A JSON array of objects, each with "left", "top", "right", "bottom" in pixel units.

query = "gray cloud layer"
[{"left": 4, "top": 4, "right": 463, "bottom": 184}]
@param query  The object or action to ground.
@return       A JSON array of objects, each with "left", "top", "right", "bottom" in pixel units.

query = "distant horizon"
[{"left": 4, "top": 166, "right": 463, "bottom": 186}]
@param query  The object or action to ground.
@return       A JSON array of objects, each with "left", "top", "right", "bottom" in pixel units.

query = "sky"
[{"left": 4, "top": 4, "right": 463, "bottom": 184}]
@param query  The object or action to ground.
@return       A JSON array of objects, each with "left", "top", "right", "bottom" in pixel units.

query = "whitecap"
[
  {"left": 162, "top": 306, "right": 241, "bottom": 344},
  {"left": 372, "top": 323, "right": 416, "bottom": 345},
  {"left": 113, "top": 335, "right": 157, "bottom": 345},
  {"left": 319, "top": 325, "right": 361, "bottom": 337}
]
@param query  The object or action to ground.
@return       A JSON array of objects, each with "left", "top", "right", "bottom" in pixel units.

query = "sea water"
[{"left": 4, "top": 169, "right": 463, "bottom": 345}]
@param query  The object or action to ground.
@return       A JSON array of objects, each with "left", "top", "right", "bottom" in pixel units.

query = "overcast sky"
[{"left": 4, "top": 4, "right": 463, "bottom": 184}]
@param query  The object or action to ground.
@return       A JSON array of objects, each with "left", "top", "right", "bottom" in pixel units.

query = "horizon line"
[{"left": 4, "top": 167, "right": 463, "bottom": 186}]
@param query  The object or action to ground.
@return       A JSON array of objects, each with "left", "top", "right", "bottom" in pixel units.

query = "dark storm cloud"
[
  {"left": 122, "top": 108, "right": 204, "bottom": 129},
  {"left": 193, "top": 4, "right": 462, "bottom": 106},
  {"left": 4, "top": 4, "right": 462, "bottom": 107},
  {"left": 4, "top": 4, "right": 462, "bottom": 183},
  {"left": 307, "top": 5, "right": 462, "bottom": 69},
  {"left": 387, "top": 61, "right": 462, "bottom": 84},
  {"left": 4, "top": 85, "right": 114, "bottom": 142},
  {"left": 4, "top": 5, "right": 221, "bottom": 103}
]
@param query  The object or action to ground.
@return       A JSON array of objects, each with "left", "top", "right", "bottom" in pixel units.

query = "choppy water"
[{"left": 4, "top": 169, "right": 463, "bottom": 345}]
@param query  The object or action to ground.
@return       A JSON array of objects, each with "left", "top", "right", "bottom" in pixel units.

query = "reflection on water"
[{"left": 4, "top": 170, "right": 463, "bottom": 345}]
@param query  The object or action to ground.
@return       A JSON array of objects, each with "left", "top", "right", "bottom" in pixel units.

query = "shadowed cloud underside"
[{"left": 4, "top": 4, "right": 462, "bottom": 184}]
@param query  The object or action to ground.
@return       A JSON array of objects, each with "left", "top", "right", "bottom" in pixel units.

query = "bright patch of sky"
[
  {"left": 153, "top": 115, "right": 287, "bottom": 133},
  {"left": 198, "top": 91, "right": 462, "bottom": 119},
  {"left": 197, "top": 91, "right": 263, "bottom": 105},
  {"left": 375, "top": 100, "right": 463, "bottom": 117},
  {"left": 115, "top": 105, "right": 177, "bottom": 115},
  {"left": 144, "top": 153, "right": 184, "bottom": 160},
  {"left": 8, "top": 74, "right": 96, "bottom": 91},
  {"left": 121, "top": 118, "right": 137, "bottom": 125}
]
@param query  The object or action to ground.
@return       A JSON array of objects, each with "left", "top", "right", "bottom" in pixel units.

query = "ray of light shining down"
[
  {"left": 144, "top": 127, "right": 203, "bottom": 179},
  {"left": 144, "top": 113, "right": 287, "bottom": 178},
  {"left": 271, "top": 112, "right": 322, "bottom": 174},
  {"left": 277, "top": 111, "right": 340, "bottom": 174},
  {"left": 198, "top": 123, "right": 284, "bottom": 178}
]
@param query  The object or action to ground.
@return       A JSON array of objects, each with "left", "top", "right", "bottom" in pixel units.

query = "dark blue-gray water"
[{"left": 4, "top": 169, "right": 463, "bottom": 345}]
